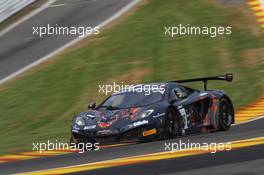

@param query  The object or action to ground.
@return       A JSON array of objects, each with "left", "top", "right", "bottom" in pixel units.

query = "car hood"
[{"left": 75, "top": 108, "right": 142, "bottom": 129}]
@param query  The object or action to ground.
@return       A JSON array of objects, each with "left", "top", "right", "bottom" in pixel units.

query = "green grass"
[{"left": 0, "top": 0, "right": 264, "bottom": 154}]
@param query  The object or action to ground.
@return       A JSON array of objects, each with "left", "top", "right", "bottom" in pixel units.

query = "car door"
[
  {"left": 169, "top": 85, "right": 194, "bottom": 131},
  {"left": 170, "top": 84, "right": 211, "bottom": 130}
]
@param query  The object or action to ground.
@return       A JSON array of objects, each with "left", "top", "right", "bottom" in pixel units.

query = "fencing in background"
[{"left": 0, "top": 0, "right": 36, "bottom": 23}]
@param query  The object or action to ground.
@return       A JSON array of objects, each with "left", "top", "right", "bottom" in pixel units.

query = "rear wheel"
[
  {"left": 219, "top": 98, "right": 233, "bottom": 130},
  {"left": 162, "top": 108, "right": 180, "bottom": 139}
]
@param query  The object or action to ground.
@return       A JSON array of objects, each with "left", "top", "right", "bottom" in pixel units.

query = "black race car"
[{"left": 70, "top": 73, "right": 234, "bottom": 145}]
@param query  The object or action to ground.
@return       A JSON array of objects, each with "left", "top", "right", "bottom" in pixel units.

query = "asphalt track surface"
[
  {"left": 0, "top": 0, "right": 135, "bottom": 81},
  {"left": 0, "top": 117, "right": 263, "bottom": 175},
  {"left": 71, "top": 145, "right": 264, "bottom": 175}
]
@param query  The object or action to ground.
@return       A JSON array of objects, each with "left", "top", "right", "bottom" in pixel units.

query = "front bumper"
[{"left": 71, "top": 124, "right": 158, "bottom": 144}]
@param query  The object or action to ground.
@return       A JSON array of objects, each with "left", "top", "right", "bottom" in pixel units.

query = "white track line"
[
  {"left": 233, "top": 115, "right": 264, "bottom": 126},
  {"left": 47, "top": 0, "right": 98, "bottom": 8},
  {"left": 0, "top": 0, "right": 56, "bottom": 37},
  {"left": 47, "top": 3, "right": 67, "bottom": 8},
  {"left": 0, "top": 0, "right": 141, "bottom": 85}
]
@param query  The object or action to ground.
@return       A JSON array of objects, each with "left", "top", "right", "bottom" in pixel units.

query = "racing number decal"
[{"left": 178, "top": 106, "right": 188, "bottom": 130}]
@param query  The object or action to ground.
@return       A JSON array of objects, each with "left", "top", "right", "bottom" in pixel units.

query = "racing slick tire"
[
  {"left": 219, "top": 97, "right": 234, "bottom": 131},
  {"left": 162, "top": 108, "right": 180, "bottom": 139}
]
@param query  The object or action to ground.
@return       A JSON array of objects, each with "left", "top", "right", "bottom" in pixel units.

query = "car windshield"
[{"left": 100, "top": 91, "right": 164, "bottom": 109}]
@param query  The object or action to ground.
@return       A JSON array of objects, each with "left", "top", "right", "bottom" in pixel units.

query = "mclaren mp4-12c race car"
[{"left": 70, "top": 73, "right": 234, "bottom": 145}]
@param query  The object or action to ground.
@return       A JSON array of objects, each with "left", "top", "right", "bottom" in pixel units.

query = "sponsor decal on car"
[
  {"left": 72, "top": 129, "right": 79, "bottom": 133},
  {"left": 133, "top": 120, "right": 148, "bottom": 127},
  {"left": 84, "top": 125, "right": 96, "bottom": 130},
  {"left": 152, "top": 112, "right": 165, "bottom": 118},
  {"left": 178, "top": 106, "right": 189, "bottom": 129},
  {"left": 97, "top": 129, "right": 118, "bottom": 135},
  {"left": 72, "top": 125, "right": 80, "bottom": 130},
  {"left": 72, "top": 125, "right": 80, "bottom": 133},
  {"left": 143, "top": 129, "right": 156, "bottom": 136}
]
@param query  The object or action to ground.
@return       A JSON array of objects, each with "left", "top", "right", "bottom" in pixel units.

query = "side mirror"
[{"left": 88, "top": 102, "right": 96, "bottom": 109}]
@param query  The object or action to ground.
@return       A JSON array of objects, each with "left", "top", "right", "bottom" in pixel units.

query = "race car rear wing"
[{"left": 173, "top": 73, "right": 233, "bottom": 90}]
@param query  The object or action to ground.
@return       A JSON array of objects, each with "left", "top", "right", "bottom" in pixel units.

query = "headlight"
[
  {"left": 141, "top": 109, "right": 154, "bottom": 118},
  {"left": 75, "top": 117, "right": 85, "bottom": 126}
]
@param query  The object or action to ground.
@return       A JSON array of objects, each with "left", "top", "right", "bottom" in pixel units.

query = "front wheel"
[
  {"left": 219, "top": 98, "right": 234, "bottom": 130},
  {"left": 162, "top": 108, "right": 180, "bottom": 139}
]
